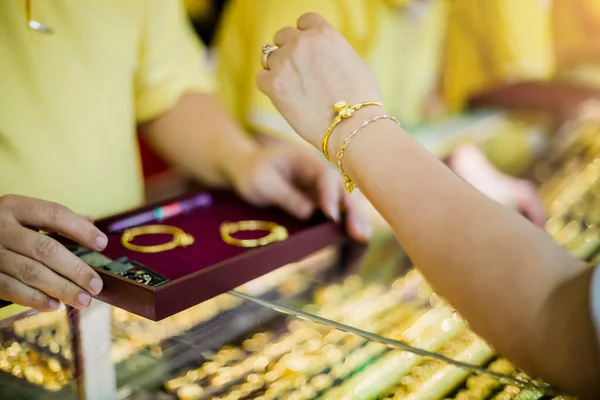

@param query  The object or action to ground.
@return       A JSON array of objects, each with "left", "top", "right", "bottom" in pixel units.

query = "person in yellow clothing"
[
  {"left": 0, "top": 0, "right": 368, "bottom": 312},
  {"left": 551, "top": 0, "right": 600, "bottom": 86},
  {"left": 216, "top": 0, "right": 553, "bottom": 225}
]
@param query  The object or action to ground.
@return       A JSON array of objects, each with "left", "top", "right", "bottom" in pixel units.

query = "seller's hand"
[
  {"left": 227, "top": 144, "right": 371, "bottom": 242},
  {"left": 0, "top": 195, "right": 107, "bottom": 311},
  {"left": 448, "top": 144, "right": 546, "bottom": 227},
  {"left": 257, "top": 13, "right": 381, "bottom": 149}
]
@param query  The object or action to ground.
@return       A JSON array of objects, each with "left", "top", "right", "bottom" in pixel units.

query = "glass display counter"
[
  {"left": 1, "top": 111, "right": 596, "bottom": 400},
  {"left": 0, "top": 235, "right": 566, "bottom": 400}
]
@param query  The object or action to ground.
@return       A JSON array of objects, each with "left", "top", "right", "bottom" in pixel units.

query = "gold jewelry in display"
[
  {"left": 121, "top": 225, "right": 195, "bottom": 253},
  {"left": 261, "top": 44, "right": 279, "bottom": 70},
  {"left": 220, "top": 221, "right": 288, "bottom": 248},
  {"left": 321, "top": 101, "right": 383, "bottom": 162},
  {"left": 336, "top": 114, "right": 399, "bottom": 193}
]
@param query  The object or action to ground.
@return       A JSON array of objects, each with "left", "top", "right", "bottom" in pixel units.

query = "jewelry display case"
[
  {"left": 0, "top": 234, "right": 571, "bottom": 400},
  {"left": 2, "top": 87, "right": 598, "bottom": 399},
  {"left": 57, "top": 190, "right": 344, "bottom": 321}
]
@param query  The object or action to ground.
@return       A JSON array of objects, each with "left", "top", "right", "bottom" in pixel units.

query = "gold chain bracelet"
[
  {"left": 121, "top": 225, "right": 195, "bottom": 253},
  {"left": 220, "top": 221, "right": 288, "bottom": 248},
  {"left": 321, "top": 101, "right": 383, "bottom": 162},
  {"left": 337, "top": 114, "right": 400, "bottom": 193}
]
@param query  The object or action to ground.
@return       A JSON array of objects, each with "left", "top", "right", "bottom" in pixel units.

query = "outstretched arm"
[{"left": 256, "top": 13, "right": 600, "bottom": 397}]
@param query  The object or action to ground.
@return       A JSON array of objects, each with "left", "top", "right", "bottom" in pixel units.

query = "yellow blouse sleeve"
[
  {"left": 443, "top": 0, "right": 554, "bottom": 112},
  {"left": 135, "top": 0, "right": 215, "bottom": 124},
  {"left": 553, "top": 0, "right": 600, "bottom": 72},
  {"left": 215, "top": 0, "right": 375, "bottom": 139}
]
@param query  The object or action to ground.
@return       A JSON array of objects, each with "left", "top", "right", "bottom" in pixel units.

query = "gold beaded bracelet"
[
  {"left": 321, "top": 101, "right": 383, "bottom": 162},
  {"left": 336, "top": 114, "right": 400, "bottom": 193}
]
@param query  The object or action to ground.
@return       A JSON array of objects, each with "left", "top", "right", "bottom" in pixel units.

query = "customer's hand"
[
  {"left": 0, "top": 195, "right": 107, "bottom": 311},
  {"left": 448, "top": 144, "right": 546, "bottom": 226},
  {"left": 227, "top": 144, "right": 371, "bottom": 242},
  {"left": 257, "top": 13, "right": 381, "bottom": 149}
]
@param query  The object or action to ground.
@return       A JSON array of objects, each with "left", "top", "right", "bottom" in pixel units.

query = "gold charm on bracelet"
[
  {"left": 121, "top": 225, "right": 195, "bottom": 253},
  {"left": 220, "top": 221, "right": 288, "bottom": 248},
  {"left": 321, "top": 101, "right": 383, "bottom": 162}
]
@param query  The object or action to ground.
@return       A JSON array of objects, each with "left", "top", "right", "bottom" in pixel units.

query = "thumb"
[{"left": 266, "top": 172, "right": 315, "bottom": 220}]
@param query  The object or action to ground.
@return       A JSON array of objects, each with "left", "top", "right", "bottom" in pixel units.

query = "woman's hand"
[
  {"left": 226, "top": 143, "right": 371, "bottom": 242},
  {"left": 0, "top": 195, "right": 107, "bottom": 311},
  {"left": 256, "top": 13, "right": 382, "bottom": 149}
]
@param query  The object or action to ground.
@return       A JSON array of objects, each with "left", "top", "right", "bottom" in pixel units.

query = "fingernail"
[
  {"left": 330, "top": 207, "right": 340, "bottom": 222},
  {"left": 360, "top": 224, "right": 372, "bottom": 239},
  {"left": 48, "top": 299, "right": 61, "bottom": 310},
  {"left": 96, "top": 235, "right": 108, "bottom": 250},
  {"left": 78, "top": 292, "right": 91, "bottom": 307},
  {"left": 90, "top": 277, "right": 103, "bottom": 294}
]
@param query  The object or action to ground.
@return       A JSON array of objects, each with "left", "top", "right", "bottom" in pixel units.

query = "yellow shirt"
[
  {"left": 216, "top": 0, "right": 552, "bottom": 135},
  {"left": 0, "top": 0, "right": 213, "bottom": 218},
  {"left": 184, "top": 0, "right": 212, "bottom": 20},
  {"left": 551, "top": 0, "right": 600, "bottom": 86},
  {"left": 444, "top": 0, "right": 554, "bottom": 112}
]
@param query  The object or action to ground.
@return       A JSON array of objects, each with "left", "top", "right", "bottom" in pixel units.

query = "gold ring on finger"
[{"left": 261, "top": 44, "right": 279, "bottom": 70}]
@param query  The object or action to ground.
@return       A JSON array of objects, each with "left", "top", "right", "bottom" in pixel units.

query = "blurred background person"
[
  {"left": 552, "top": 0, "right": 600, "bottom": 86},
  {"left": 213, "top": 0, "right": 553, "bottom": 226},
  {"left": 0, "top": 0, "right": 368, "bottom": 311}
]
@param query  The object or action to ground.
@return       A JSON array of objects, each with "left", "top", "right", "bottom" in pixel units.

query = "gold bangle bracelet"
[
  {"left": 321, "top": 101, "right": 383, "bottom": 162},
  {"left": 220, "top": 221, "right": 288, "bottom": 248},
  {"left": 121, "top": 225, "right": 195, "bottom": 253}
]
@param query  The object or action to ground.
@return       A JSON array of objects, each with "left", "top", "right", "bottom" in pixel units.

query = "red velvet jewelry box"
[{"left": 74, "top": 190, "right": 345, "bottom": 321}]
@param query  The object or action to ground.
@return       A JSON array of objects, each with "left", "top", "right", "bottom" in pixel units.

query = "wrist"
[
  {"left": 217, "top": 136, "right": 261, "bottom": 185},
  {"left": 326, "top": 106, "right": 386, "bottom": 162},
  {"left": 337, "top": 115, "right": 408, "bottom": 187}
]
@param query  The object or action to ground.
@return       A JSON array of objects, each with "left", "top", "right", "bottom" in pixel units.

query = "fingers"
[
  {"left": 316, "top": 166, "right": 342, "bottom": 222},
  {"left": 287, "top": 150, "right": 342, "bottom": 221},
  {"left": 268, "top": 173, "right": 315, "bottom": 220},
  {"left": 0, "top": 248, "right": 92, "bottom": 309},
  {"left": 297, "top": 13, "right": 330, "bottom": 31},
  {"left": 81, "top": 215, "right": 95, "bottom": 224},
  {"left": 0, "top": 271, "right": 60, "bottom": 312},
  {"left": 262, "top": 41, "right": 294, "bottom": 74},
  {"left": 342, "top": 191, "right": 372, "bottom": 242},
  {"left": 316, "top": 169, "right": 372, "bottom": 242},
  {"left": 274, "top": 26, "right": 299, "bottom": 46},
  {"left": 0, "top": 226, "right": 103, "bottom": 298},
  {"left": 256, "top": 70, "right": 270, "bottom": 95},
  {"left": 518, "top": 185, "right": 547, "bottom": 227},
  {"left": 310, "top": 156, "right": 372, "bottom": 242},
  {"left": 1, "top": 195, "right": 107, "bottom": 252}
]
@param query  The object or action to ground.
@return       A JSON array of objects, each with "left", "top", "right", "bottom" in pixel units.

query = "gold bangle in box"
[{"left": 220, "top": 220, "right": 289, "bottom": 248}]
